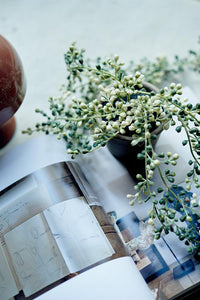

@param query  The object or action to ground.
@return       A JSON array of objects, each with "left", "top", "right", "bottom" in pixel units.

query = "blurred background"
[{"left": 0, "top": 0, "right": 200, "bottom": 155}]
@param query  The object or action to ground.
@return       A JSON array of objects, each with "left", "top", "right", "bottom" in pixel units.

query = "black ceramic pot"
[{"left": 107, "top": 82, "right": 161, "bottom": 180}]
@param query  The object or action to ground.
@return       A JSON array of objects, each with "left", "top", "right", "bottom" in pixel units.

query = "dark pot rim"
[{"left": 142, "top": 81, "right": 159, "bottom": 93}]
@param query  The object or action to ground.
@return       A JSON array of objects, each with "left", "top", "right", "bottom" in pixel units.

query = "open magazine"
[
  {"left": 0, "top": 87, "right": 200, "bottom": 299},
  {"left": 0, "top": 139, "right": 153, "bottom": 300}
]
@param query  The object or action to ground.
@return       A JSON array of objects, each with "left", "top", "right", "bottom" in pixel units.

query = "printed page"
[
  {"left": 0, "top": 184, "right": 53, "bottom": 291},
  {"left": 0, "top": 242, "right": 19, "bottom": 300},
  {"left": 0, "top": 175, "right": 37, "bottom": 210},
  {"left": 0, "top": 184, "right": 51, "bottom": 235},
  {"left": 35, "top": 257, "right": 155, "bottom": 300},
  {"left": 4, "top": 213, "right": 69, "bottom": 297},
  {"left": 43, "top": 196, "right": 114, "bottom": 272}
]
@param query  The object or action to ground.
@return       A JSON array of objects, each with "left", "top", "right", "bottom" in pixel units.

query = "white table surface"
[{"left": 0, "top": 0, "right": 200, "bottom": 157}]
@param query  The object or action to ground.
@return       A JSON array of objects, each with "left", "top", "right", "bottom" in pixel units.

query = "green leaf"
[
  {"left": 176, "top": 126, "right": 182, "bottom": 133},
  {"left": 96, "top": 65, "right": 101, "bottom": 70},
  {"left": 137, "top": 153, "right": 145, "bottom": 160},
  {"left": 180, "top": 215, "right": 186, "bottom": 222},
  {"left": 187, "top": 170, "right": 194, "bottom": 177},
  {"left": 157, "top": 187, "right": 163, "bottom": 193},
  {"left": 182, "top": 140, "right": 188, "bottom": 146},
  {"left": 188, "top": 160, "right": 193, "bottom": 165},
  {"left": 168, "top": 177, "right": 175, "bottom": 183}
]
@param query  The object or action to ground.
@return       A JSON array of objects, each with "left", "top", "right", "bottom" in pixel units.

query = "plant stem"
[{"left": 178, "top": 116, "right": 200, "bottom": 167}]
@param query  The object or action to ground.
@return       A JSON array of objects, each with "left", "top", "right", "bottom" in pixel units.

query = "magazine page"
[
  {"left": 0, "top": 162, "right": 83, "bottom": 235},
  {"left": 4, "top": 213, "right": 69, "bottom": 297},
  {"left": 35, "top": 257, "right": 155, "bottom": 300},
  {"left": 44, "top": 196, "right": 114, "bottom": 272},
  {"left": 0, "top": 183, "right": 54, "bottom": 300},
  {"left": 0, "top": 184, "right": 51, "bottom": 233},
  {"left": 0, "top": 242, "right": 19, "bottom": 300}
]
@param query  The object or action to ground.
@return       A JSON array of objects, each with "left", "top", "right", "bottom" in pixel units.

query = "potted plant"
[
  {"left": 105, "top": 80, "right": 162, "bottom": 179},
  {"left": 23, "top": 43, "right": 200, "bottom": 255}
]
